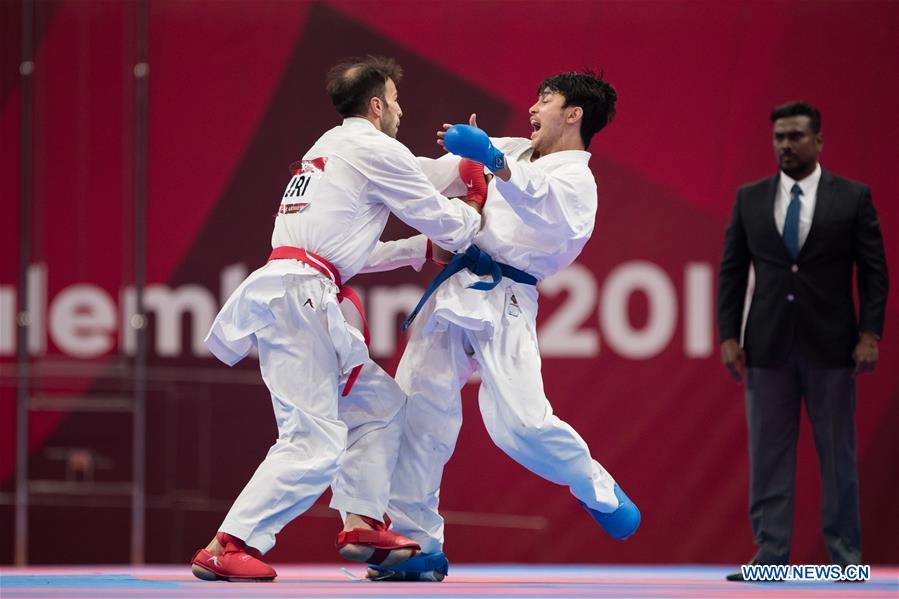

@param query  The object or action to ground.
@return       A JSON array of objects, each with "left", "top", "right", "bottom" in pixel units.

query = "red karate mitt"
[{"left": 458, "top": 158, "right": 489, "bottom": 208}]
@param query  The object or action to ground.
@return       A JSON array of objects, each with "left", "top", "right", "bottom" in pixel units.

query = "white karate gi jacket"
[{"left": 204, "top": 117, "right": 481, "bottom": 372}]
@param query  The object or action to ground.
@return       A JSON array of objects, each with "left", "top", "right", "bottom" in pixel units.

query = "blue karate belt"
[{"left": 402, "top": 244, "right": 537, "bottom": 331}]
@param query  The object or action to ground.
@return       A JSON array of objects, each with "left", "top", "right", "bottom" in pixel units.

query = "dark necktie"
[{"left": 783, "top": 183, "right": 802, "bottom": 259}]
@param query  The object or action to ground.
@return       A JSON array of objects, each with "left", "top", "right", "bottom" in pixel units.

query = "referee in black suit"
[{"left": 717, "top": 101, "right": 888, "bottom": 580}]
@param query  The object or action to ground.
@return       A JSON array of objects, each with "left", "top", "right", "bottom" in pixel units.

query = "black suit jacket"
[{"left": 717, "top": 169, "right": 888, "bottom": 367}]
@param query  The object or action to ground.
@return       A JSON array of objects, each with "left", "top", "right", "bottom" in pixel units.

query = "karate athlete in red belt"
[
  {"left": 336, "top": 72, "right": 641, "bottom": 582},
  {"left": 189, "top": 56, "right": 481, "bottom": 582}
]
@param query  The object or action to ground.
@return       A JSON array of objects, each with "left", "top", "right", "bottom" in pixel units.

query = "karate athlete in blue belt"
[{"left": 335, "top": 71, "right": 640, "bottom": 581}]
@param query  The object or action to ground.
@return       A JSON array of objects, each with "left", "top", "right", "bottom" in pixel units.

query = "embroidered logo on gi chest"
[
  {"left": 303, "top": 298, "right": 315, "bottom": 309},
  {"left": 507, "top": 293, "right": 521, "bottom": 317}
]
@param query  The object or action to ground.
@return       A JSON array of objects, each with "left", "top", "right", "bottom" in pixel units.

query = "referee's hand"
[{"left": 721, "top": 338, "right": 747, "bottom": 384}]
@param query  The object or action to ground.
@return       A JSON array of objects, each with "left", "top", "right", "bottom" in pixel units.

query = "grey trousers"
[{"left": 745, "top": 350, "right": 861, "bottom": 566}]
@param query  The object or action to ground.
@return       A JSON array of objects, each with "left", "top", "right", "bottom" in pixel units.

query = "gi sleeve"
[
  {"left": 493, "top": 160, "right": 596, "bottom": 239},
  {"left": 417, "top": 153, "right": 466, "bottom": 198},
  {"left": 359, "top": 235, "right": 429, "bottom": 274},
  {"left": 368, "top": 142, "right": 481, "bottom": 252}
]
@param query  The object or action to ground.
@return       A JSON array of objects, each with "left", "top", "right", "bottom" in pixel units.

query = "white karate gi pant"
[
  {"left": 206, "top": 263, "right": 405, "bottom": 554},
  {"left": 385, "top": 279, "right": 620, "bottom": 554}
]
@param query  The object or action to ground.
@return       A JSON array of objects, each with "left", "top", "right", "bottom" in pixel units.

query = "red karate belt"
[{"left": 268, "top": 246, "right": 368, "bottom": 396}]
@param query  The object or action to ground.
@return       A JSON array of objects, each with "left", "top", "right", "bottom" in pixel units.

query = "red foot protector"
[
  {"left": 190, "top": 532, "right": 277, "bottom": 582},
  {"left": 335, "top": 515, "right": 421, "bottom": 565},
  {"left": 458, "top": 158, "right": 489, "bottom": 207}
]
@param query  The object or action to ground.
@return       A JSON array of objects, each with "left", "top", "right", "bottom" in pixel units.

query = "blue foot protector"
[
  {"left": 581, "top": 483, "right": 641, "bottom": 540},
  {"left": 368, "top": 551, "right": 449, "bottom": 581}
]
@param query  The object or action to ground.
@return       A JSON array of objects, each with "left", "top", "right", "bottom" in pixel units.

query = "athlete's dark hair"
[
  {"left": 326, "top": 56, "right": 403, "bottom": 118},
  {"left": 537, "top": 71, "right": 618, "bottom": 147},
  {"left": 770, "top": 101, "right": 821, "bottom": 134}
]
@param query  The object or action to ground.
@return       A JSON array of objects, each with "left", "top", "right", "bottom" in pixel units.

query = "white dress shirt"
[{"left": 774, "top": 162, "right": 821, "bottom": 250}]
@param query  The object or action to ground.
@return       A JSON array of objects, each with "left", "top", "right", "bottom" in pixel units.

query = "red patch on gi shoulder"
[{"left": 289, "top": 156, "right": 328, "bottom": 175}]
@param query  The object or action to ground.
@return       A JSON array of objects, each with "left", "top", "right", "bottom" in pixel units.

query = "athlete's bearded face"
[{"left": 379, "top": 78, "right": 402, "bottom": 138}]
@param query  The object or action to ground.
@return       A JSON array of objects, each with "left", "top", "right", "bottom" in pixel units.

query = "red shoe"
[
  {"left": 190, "top": 532, "right": 277, "bottom": 582},
  {"left": 336, "top": 515, "right": 420, "bottom": 565}
]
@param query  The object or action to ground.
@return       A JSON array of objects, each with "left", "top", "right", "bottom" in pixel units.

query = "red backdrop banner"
[{"left": 0, "top": 0, "right": 896, "bottom": 565}]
